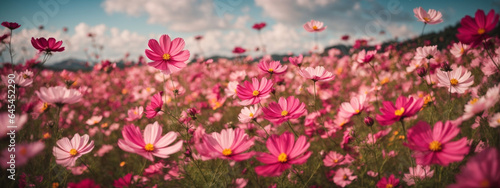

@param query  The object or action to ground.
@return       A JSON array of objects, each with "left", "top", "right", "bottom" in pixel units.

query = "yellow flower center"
[
  {"left": 43, "top": 133, "right": 51, "bottom": 139},
  {"left": 355, "top": 109, "right": 360, "bottom": 114},
  {"left": 133, "top": 111, "right": 138, "bottom": 115},
  {"left": 120, "top": 161, "right": 126, "bottom": 167},
  {"left": 146, "top": 87, "right": 151, "bottom": 92},
  {"left": 429, "top": 140, "right": 442, "bottom": 151},
  {"left": 334, "top": 159, "right": 339, "bottom": 163},
  {"left": 101, "top": 123, "right": 108, "bottom": 128},
  {"left": 423, "top": 17, "right": 431, "bottom": 22},
  {"left": 477, "top": 28, "right": 485, "bottom": 35},
  {"left": 162, "top": 53, "right": 171, "bottom": 60},
  {"left": 394, "top": 107, "right": 405, "bottom": 116},
  {"left": 268, "top": 68, "right": 274, "bottom": 73},
  {"left": 93, "top": 120, "right": 98, "bottom": 124},
  {"left": 69, "top": 149, "right": 78, "bottom": 156},
  {"left": 460, "top": 47, "right": 464, "bottom": 54},
  {"left": 52, "top": 182, "right": 59, "bottom": 188},
  {"left": 23, "top": 74, "right": 30, "bottom": 79},
  {"left": 249, "top": 113, "right": 254, "bottom": 118},
  {"left": 20, "top": 147, "right": 27, "bottom": 156},
  {"left": 252, "top": 90, "right": 259, "bottom": 96},
  {"left": 497, "top": 118, "right": 500, "bottom": 124},
  {"left": 222, "top": 148, "right": 232, "bottom": 156},
  {"left": 343, "top": 175, "right": 348, "bottom": 180},
  {"left": 380, "top": 77, "right": 390, "bottom": 85},
  {"left": 281, "top": 110, "right": 288, "bottom": 116},
  {"left": 450, "top": 78, "right": 459, "bottom": 86},
  {"left": 386, "top": 184, "right": 393, "bottom": 188},
  {"left": 278, "top": 153, "right": 287, "bottom": 163},
  {"left": 470, "top": 98, "right": 478, "bottom": 105},
  {"left": 312, "top": 26, "right": 318, "bottom": 30},
  {"left": 480, "top": 179, "right": 490, "bottom": 188},
  {"left": 41, "top": 102, "right": 49, "bottom": 112},
  {"left": 144, "top": 143, "right": 155, "bottom": 151},
  {"left": 121, "top": 89, "right": 128, "bottom": 95}
]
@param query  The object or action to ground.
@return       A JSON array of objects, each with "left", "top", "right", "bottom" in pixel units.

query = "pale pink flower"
[
  {"left": 195, "top": 128, "right": 255, "bottom": 161},
  {"left": 232, "top": 178, "right": 248, "bottom": 188},
  {"left": 488, "top": 113, "right": 500, "bottom": 128},
  {"left": 436, "top": 66, "right": 474, "bottom": 94},
  {"left": 36, "top": 86, "right": 82, "bottom": 105},
  {"left": 298, "top": 66, "right": 335, "bottom": 82},
  {"left": 258, "top": 60, "right": 287, "bottom": 75},
  {"left": 323, "top": 151, "right": 347, "bottom": 167},
  {"left": 225, "top": 81, "right": 239, "bottom": 98},
  {"left": 338, "top": 94, "right": 366, "bottom": 119},
  {"left": 126, "top": 106, "right": 144, "bottom": 121},
  {"left": 238, "top": 105, "right": 261, "bottom": 123},
  {"left": 0, "top": 113, "right": 27, "bottom": 139},
  {"left": 118, "top": 122, "right": 183, "bottom": 161},
  {"left": 1, "top": 141, "right": 45, "bottom": 168},
  {"left": 85, "top": 115, "right": 103, "bottom": 125},
  {"left": 450, "top": 42, "right": 469, "bottom": 58},
  {"left": 356, "top": 49, "right": 376, "bottom": 63},
  {"left": 1, "top": 70, "right": 33, "bottom": 87},
  {"left": 403, "top": 165, "right": 434, "bottom": 186},
  {"left": 414, "top": 45, "right": 438, "bottom": 61},
  {"left": 462, "top": 97, "right": 488, "bottom": 121},
  {"left": 333, "top": 168, "right": 357, "bottom": 187},
  {"left": 303, "top": 19, "right": 327, "bottom": 32},
  {"left": 413, "top": 7, "right": 443, "bottom": 24},
  {"left": 53, "top": 133, "right": 95, "bottom": 167}
]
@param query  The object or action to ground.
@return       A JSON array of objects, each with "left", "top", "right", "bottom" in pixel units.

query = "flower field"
[{"left": 1, "top": 7, "right": 500, "bottom": 188}]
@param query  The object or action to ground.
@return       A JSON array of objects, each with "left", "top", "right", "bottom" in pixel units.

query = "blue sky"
[{"left": 1, "top": 0, "right": 499, "bottom": 63}]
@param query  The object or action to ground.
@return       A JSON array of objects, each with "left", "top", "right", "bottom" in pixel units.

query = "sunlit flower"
[
  {"left": 53, "top": 133, "right": 94, "bottom": 167},
  {"left": 236, "top": 77, "right": 273, "bottom": 106},
  {"left": 303, "top": 19, "right": 326, "bottom": 32},
  {"left": 145, "top": 34, "right": 190, "bottom": 74},
  {"left": 413, "top": 7, "right": 443, "bottom": 24},
  {"left": 258, "top": 60, "right": 287, "bottom": 75},
  {"left": 436, "top": 66, "right": 474, "bottom": 94},
  {"left": 262, "top": 96, "right": 306, "bottom": 125},
  {"left": 238, "top": 104, "right": 262, "bottom": 123},
  {"left": 450, "top": 42, "right": 469, "bottom": 58},
  {"left": 376, "top": 174, "right": 399, "bottom": 188},
  {"left": 31, "top": 37, "right": 65, "bottom": 53},
  {"left": 376, "top": 95, "right": 423, "bottom": 126},
  {"left": 36, "top": 86, "right": 82, "bottom": 105},
  {"left": 196, "top": 128, "right": 255, "bottom": 161},
  {"left": 298, "top": 66, "right": 335, "bottom": 82},
  {"left": 457, "top": 9, "right": 499, "bottom": 47},
  {"left": 357, "top": 49, "right": 376, "bottom": 63}
]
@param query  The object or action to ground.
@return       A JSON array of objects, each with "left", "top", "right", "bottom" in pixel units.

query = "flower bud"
[
  {"left": 364, "top": 116, "right": 374, "bottom": 127},
  {"left": 416, "top": 67, "right": 427, "bottom": 77}
]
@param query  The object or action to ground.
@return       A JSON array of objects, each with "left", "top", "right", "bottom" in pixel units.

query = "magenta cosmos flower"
[
  {"left": 288, "top": 54, "right": 303, "bottom": 67},
  {"left": 145, "top": 34, "right": 190, "bottom": 74},
  {"left": 118, "top": 122, "right": 183, "bottom": 161},
  {"left": 145, "top": 92, "right": 163, "bottom": 118},
  {"left": 1, "top": 22, "right": 21, "bottom": 30},
  {"left": 31, "top": 37, "right": 65, "bottom": 53},
  {"left": 406, "top": 121, "right": 469, "bottom": 166},
  {"left": 236, "top": 77, "right": 274, "bottom": 106},
  {"left": 36, "top": 86, "right": 82, "bottom": 106},
  {"left": 299, "top": 66, "right": 335, "bottom": 82},
  {"left": 449, "top": 148, "right": 500, "bottom": 188},
  {"left": 232, "top": 46, "right": 246, "bottom": 54},
  {"left": 376, "top": 174, "right": 399, "bottom": 188},
  {"left": 263, "top": 96, "right": 306, "bottom": 125},
  {"left": 376, "top": 95, "right": 423, "bottom": 126},
  {"left": 436, "top": 66, "right": 474, "bottom": 94},
  {"left": 195, "top": 128, "right": 255, "bottom": 161},
  {"left": 255, "top": 132, "right": 312, "bottom": 177},
  {"left": 252, "top": 22, "right": 266, "bottom": 30},
  {"left": 258, "top": 60, "right": 287, "bottom": 75},
  {"left": 413, "top": 7, "right": 443, "bottom": 24},
  {"left": 53, "top": 133, "right": 95, "bottom": 167},
  {"left": 356, "top": 49, "right": 376, "bottom": 63},
  {"left": 457, "top": 9, "right": 499, "bottom": 47},
  {"left": 333, "top": 168, "right": 357, "bottom": 187},
  {"left": 303, "top": 19, "right": 326, "bottom": 32}
]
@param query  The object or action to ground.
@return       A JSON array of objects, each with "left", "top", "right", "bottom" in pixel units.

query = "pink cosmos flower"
[
  {"left": 413, "top": 7, "right": 443, "bottom": 24},
  {"left": 488, "top": 113, "right": 500, "bottom": 128},
  {"left": 258, "top": 60, "right": 287, "bottom": 75},
  {"left": 376, "top": 174, "right": 399, "bottom": 188},
  {"left": 262, "top": 96, "right": 306, "bottom": 125},
  {"left": 0, "top": 113, "right": 27, "bottom": 139},
  {"left": 238, "top": 104, "right": 262, "bottom": 123},
  {"left": 288, "top": 54, "right": 303, "bottom": 67},
  {"left": 414, "top": 45, "right": 438, "bottom": 61},
  {"left": 356, "top": 49, "right": 376, "bottom": 63},
  {"left": 338, "top": 94, "right": 367, "bottom": 119},
  {"left": 457, "top": 9, "right": 499, "bottom": 47},
  {"left": 323, "top": 151, "right": 348, "bottom": 167},
  {"left": 236, "top": 77, "right": 273, "bottom": 106},
  {"left": 68, "top": 179, "right": 100, "bottom": 188},
  {"left": 333, "top": 168, "right": 357, "bottom": 187},
  {"left": 118, "top": 122, "right": 183, "bottom": 161},
  {"left": 1, "top": 70, "right": 33, "bottom": 87},
  {"left": 406, "top": 121, "right": 469, "bottom": 166},
  {"left": 225, "top": 81, "right": 239, "bottom": 98},
  {"left": 1, "top": 22, "right": 21, "bottom": 30},
  {"left": 126, "top": 106, "right": 144, "bottom": 121},
  {"left": 252, "top": 22, "right": 266, "bottom": 30},
  {"left": 436, "top": 66, "right": 474, "bottom": 94},
  {"left": 31, "top": 37, "right": 65, "bottom": 53},
  {"left": 303, "top": 19, "right": 326, "bottom": 32},
  {"left": 195, "top": 128, "right": 255, "bottom": 161},
  {"left": 298, "top": 66, "right": 335, "bottom": 82},
  {"left": 255, "top": 132, "right": 312, "bottom": 177},
  {"left": 376, "top": 95, "right": 424, "bottom": 126},
  {"left": 113, "top": 173, "right": 132, "bottom": 188},
  {"left": 145, "top": 34, "right": 190, "bottom": 74},
  {"left": 36, "top": 86, "right": 82, "bottom": 105},
  {"left": 232, "top": 46, "right": 246, "bottom": 54},
  {"left": 232, "top": 178, "right": 248, "bottom": 188},
  {"left": 403, "top": 165, "right": 434, "bottom": 186},
  {"left": 86, "top": 115, "right": 103, "bottom": 125},
  {"left": 449, "top": 148, "right": 500, "bottom": 188},
  {"left": 450, "top": 42, "right": 469, "bottom": 58},
  {"left": 1, "top": 141, "right": 45, "bottom": 168},
  {"left": 53, "top": 133, "right": 95, "bottom": 167},
  {"left": 145, "top": 92, "right": 163, "bottom": 118}
]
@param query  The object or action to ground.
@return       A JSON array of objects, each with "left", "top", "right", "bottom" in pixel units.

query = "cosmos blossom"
[
  {"left": 31, "top": 37, "right": 65, "bottom": 53},
  {"left": 1, "top": 21, "right": 21, "bottom": 30},
  {"left": 53, "top": 133, "right": 95, "bottom": 167},
  {"left": 449, "top": 148, "right": 500, "bottom": 188},
  {"left": 303, "top": 19, "right": 326, "bottom": 32},
  {"left": 298, "top": 66, "right": 335, "bottom": 82},
  {"left": 405, "top": 121, "right": 469, "bottom": 166},
  {"left": 262, "top": 96, "right": 307, "bottom": 125},
  {"left": 333, "top": 168, "right": 357, "bottom": 187},
  {"left": 376, "top": 95, "right": 423, "bottom": 126},
  {"left": 414, "top": 45, "right": 438, "bottom": 62},
  {"left": 338, "top": 94, "right": 367, "bottom": 119},
  {"left": 450, "top": 42, "right": 469, "bottom": 58},
  {"left": 413, "top": 7, "right": 443, "bottom": 24},
  {"left": 126, "top": 106, "right": 144, "bottom": 121},
  {"left": 376, "top": 174, "right": 400, "bottom": 188},
  {"left": 436, "top": 66, "right": 474, "bottom": 94},
  {"left": 356, "top": 49, "right": 376, "bottom": 63},
  {"left": 255, "top": 132, "right": 312, "bottom": 177},
  {"left": 288, "top": 54, "right": 303, "bottom": 67},
  {"left": 252, "top": 22, "right": 266, "bottom": 30},
  {"left": 403, "top": 165, "right": 434, "bottom": 186},
  {"left": 238, "top": 105, "right": 262, "bottom": 123},
  {"left": 195, "top": 128, "right": 255, "bottom": 161},
  {"left": 145, "top": 34, "right": 190, "bottom": 74},
  {"left": 145, "top": 92, "right": 163, "bottom": 119},
  {"left": 36, "top": 86, "right": 82, "bottom": 105},
  {"left": 117, "top": 122, "right": 183, "bottom": 161},
  {"left": 1, "top": 141, "right": 45, "bottom": 168},
  {"left": 236, "top": 77, "right": 273, "bottom": 106},
  {"left": 258, "top": 60, "right": 287, "bottom": 75},
  {"left": 456, "top": 9, "right": 499, "bottom": 47}
]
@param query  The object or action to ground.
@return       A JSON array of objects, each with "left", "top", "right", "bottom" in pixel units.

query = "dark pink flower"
[
  {"left": 232, "top": 46, "right": 246, "bottom": 54},
  {"left": 236, "top": 77, "right": 273, "bottom": 106},
  {"left": 196, "top": 128, "right": 255, "bottom": 161},
  {"left": 258, "top": 60, "right": 287, "bottom": 75},
  {"left": 376, "top": 95, "right": 423, "bottom": 126},
  {"left": 449, "top": 148, "right": 500, "bottom": 188},
  {"left": 31, "top": 37, "right": 65, "bottom": 53},
  {"left": 406, "top": 121, "right": 469, "bottom": 166},
  {"left": 68, "top": 179, "right": 100, "bottom": 188},
  {"left": 252, "top": 22, "right": 267, "bottom": 30},
  {"left": 145, "top": 34, "right": 190, "bottom": 74},
  {"left": 376, "top": 174, "right": 399, "bottom": 188},
  {"left": 456, "top": 9, "right": 499, "bottom": 47},
  {"left": 255, "top": 132, "right": 312, "bottom": 177},
  {"left": 1, "top": 22, "right": 20, "bottom": 30},
  {"left": 263, "top": 96, "right": 306, "bottom": 125},
  {"left": 145, "top": 92, "right": 163, "bottom": 118},
  {"left": 288, "top": 54, "right": 303, "bottom": 67},
  {"left": 113, "top": 173, "right": 132, "bottom": 188}
]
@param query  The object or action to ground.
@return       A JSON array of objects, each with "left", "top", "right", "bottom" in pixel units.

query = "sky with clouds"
[{"left": 1, "top": 0, "right": 499, "bottom": 64}]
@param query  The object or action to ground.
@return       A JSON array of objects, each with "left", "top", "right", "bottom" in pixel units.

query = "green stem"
[{"left": 286, "top": 121, "right": 298, "bottom": 137}]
